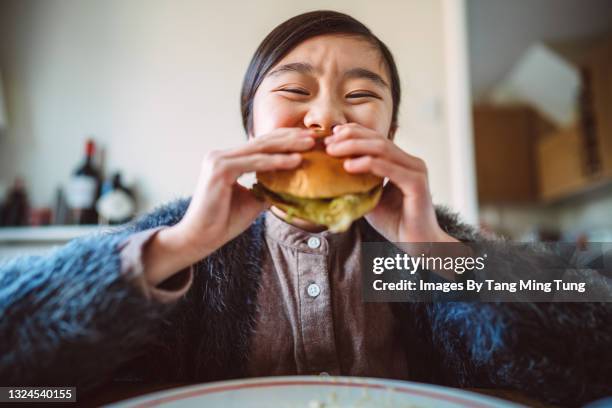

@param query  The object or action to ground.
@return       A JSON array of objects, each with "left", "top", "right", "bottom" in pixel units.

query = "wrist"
[
  {"left": 143, "top": 224, "right": 210, "bottom": 286},
  {"left": 160, "top": 222, "right": 216, "bottom": 264}
]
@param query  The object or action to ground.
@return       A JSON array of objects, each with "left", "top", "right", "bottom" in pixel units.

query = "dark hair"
[{"left": 240, "top": 10, "right": 401, "bottom": 136}]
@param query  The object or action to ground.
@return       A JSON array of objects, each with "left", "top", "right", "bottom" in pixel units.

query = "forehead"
[{"left": 271, "top": 34, "right": 389, "bottom": 81}]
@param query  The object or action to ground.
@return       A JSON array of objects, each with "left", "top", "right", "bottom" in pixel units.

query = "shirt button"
[
  {"left": 307, "top": 283, "right": 321, "bottom": 298},
  {"left": 307, "top": 237, "right": 321, "bottom": 249}
]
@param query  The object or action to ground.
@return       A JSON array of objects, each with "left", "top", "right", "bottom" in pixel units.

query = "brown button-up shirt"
[
  {"left": 247, "top": 211, "right": 409, "bottom": 378},
  {"left": 120, "top": 210, "right": 409, "bottom": 379}
]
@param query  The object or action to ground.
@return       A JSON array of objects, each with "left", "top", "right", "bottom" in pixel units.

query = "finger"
[
  {"left": 217, "top": 153, "right": 303, "bottom": 183},
  {"left": 324, "top": 123, "right": 376, "bottom": 145},
  {"left": 343, "top": 155, "right": 428, "bottom": 197},
  {"left": 227, "top": 128, "right": 313, "bottom": 157},
  {"left": 327, "top": 138, "right": 426, "bottom": 172},
  {"left": 256, "top": 127, "right": 310, "bottom": 141}
]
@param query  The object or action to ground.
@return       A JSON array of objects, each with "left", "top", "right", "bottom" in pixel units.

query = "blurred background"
[
  {"left": 0, "top": 0, "right": 611, "bottom": 260},
  {"left": 470, "top": 0, "right": 612, "bottom": 243}
]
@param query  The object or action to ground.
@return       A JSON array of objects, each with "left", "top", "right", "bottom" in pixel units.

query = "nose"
[{"left": 303, "top": 93, "right": 346, "bottom": 132}]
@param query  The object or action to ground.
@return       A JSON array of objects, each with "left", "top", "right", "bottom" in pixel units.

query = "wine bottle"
[
  {"left": 96, "top": 171, "right": 136, "bottom": 225},
  {"left": 0, "top": 177, "right": 30, "bottom": 226},
  {"left": 65, "top": 139, "right": 101, "bottom": 224}
]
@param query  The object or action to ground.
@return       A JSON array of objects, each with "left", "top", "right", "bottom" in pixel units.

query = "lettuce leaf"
[{"left": 253, "top": 183, "right": 382, "bottom": 232}]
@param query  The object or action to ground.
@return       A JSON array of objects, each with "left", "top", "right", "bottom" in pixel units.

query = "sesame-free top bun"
[{"left": 257, "top": 149, "right": 383, "bottom": 199}]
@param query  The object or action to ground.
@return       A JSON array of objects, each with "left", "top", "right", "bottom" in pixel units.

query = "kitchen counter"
[{"left": 0, "top": 225, "right": 109, "bottom": 262}]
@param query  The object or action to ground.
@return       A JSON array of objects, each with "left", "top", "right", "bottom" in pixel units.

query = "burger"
[{"left": 253, "top": 129, "right": 383, "bottom": 232}]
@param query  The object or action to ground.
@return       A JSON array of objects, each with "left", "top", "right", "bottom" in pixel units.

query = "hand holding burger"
[
  {"left": 324, "top": 123, "right": 459, "bottom": 243},
  {"left": 142, "top": 128, "right": 314, "bottom": 286}
]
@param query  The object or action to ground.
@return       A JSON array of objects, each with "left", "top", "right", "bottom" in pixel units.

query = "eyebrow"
[
  {"left": 267, "top": 62, "right": 389, "bottom": 89},
  {"left": 343, "top": 67, "right": 389, "bottom": 89},
  {"left": 267, "top": 62, "right": 315, "bottom": 77}
]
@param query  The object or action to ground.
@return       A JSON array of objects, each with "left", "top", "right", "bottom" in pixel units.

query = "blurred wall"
[
  {"left": 468, "top": 0, "right": 612, "bottom": 100},
  {"left": 0, "top": 0, "right": 451, "bottom": 212}
]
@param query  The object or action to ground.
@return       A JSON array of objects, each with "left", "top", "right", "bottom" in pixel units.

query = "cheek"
[
  {"left": 347, "top": 103, "right": 392, "bottom": 135},
  {"left": 251, "top": 95, "right": 305, "bottom": 136}
]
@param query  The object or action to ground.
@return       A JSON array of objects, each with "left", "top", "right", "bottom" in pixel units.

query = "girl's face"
[{"left": 251, "top": 35, "right": 395, "bottom": 138}]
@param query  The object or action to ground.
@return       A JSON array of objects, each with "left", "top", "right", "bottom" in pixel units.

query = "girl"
[{"left": 1, "top": 10, "right": 610, "bottom": 406}]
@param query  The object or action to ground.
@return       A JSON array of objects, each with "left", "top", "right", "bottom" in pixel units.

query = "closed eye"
[
  {"left": 347, "top": 92, "right": 380, "bottom": 99},
  {"left": 279, "top": 88, "right": 310, "bottom": 96}
]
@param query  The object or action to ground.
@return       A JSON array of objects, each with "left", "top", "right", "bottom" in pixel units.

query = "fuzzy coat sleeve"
[
  {"left": 0, "top": 198, "right": 192, "bottom": 392},
  {"left": 430, "top": 205, "right": 612, "bottom": 406}
]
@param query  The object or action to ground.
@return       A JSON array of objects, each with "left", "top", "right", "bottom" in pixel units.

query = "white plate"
[{"left": 106, "top": 376, "right": 525, "bottom": 408}]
